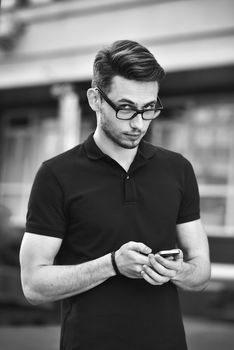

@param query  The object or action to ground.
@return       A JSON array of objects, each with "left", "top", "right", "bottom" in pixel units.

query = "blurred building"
[{"left": 0, "top": 0, "right": 234, "bottom": 322}]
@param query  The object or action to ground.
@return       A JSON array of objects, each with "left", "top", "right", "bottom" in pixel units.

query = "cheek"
[
  {"left": 100, "top": 114, "right": 113, "bottom": 130},
  {"left": 143, "top": 120, "right": 152, "bottom": 131},
  {"left": 100, "top": 112, "right": 124, "bottom": 132}
]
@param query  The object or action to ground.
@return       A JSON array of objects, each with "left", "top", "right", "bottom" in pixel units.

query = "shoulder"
[
  {"left": 143, "top": 141, "right": 189, "bottom": 167},
  {"left": 142, "top": 141, "right": 196, "bottom": 182},
  {"left": 43, "top": 143, "right": 84, "bottom": 171},
  {"left": 32, "top": 143, "right": 85, "bottom": 188}
]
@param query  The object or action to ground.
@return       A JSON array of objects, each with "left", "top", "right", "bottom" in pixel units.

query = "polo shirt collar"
[
  {"left": 84, "top": 134, "right": 106, "bottom": 160},
  {"left": 84, "top": 133, "right": 156, "bottom": 161},
  {"left": 138, "top": 139, "right": 157, "bottom": 160}
]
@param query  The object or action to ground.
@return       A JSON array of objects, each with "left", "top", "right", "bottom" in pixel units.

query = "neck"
[{"left": 93, "top": 129, "right": 138, "bottom": 172}]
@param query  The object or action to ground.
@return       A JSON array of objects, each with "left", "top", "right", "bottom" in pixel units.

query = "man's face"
[{"left": 98, "top": 76, "right": 159, "bottom": 149}]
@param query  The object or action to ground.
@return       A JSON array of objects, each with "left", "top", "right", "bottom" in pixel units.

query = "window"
[
  {"left": 152, "top": 98, "right": 234, "bottom": 237},
  {"left": 0, "top": 108, "right": 59, "bottom": 225}
]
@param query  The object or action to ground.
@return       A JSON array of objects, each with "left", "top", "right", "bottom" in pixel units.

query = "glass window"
[
  {"left": 0, "top": 109, "right": 59, "bottom": 225},
  {"left": 152, "top": 99, "right": 234, "bottom": 237}
]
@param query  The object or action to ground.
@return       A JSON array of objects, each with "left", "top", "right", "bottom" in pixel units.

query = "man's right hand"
[{"left": 114, "top": 241, "right": 152, "bottom": 278}]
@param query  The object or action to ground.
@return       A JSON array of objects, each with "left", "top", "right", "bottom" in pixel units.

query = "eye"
[
  {"left": 144, "top": 103, "right": 156, "bottom": 110},
  {"left": 118, "top": 104, "right": 134, "bottom": 110}
]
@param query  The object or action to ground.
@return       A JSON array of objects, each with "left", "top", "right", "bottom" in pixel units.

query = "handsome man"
[{"left": 20, "top": 40, "right": 210, "bottom": 350}]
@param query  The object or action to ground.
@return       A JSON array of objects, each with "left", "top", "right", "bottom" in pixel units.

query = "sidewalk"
[{"left": 0, "top": 317, "right": 233, "bottom": 350}]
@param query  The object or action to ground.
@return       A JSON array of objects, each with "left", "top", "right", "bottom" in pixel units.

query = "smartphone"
[{"left": 158, "top": 249, "right": 180, "bottom": 259}]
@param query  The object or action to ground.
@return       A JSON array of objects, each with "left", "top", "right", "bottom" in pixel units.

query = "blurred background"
[{"left": 0, "top": 0, "right": 234, "bottom": 349}]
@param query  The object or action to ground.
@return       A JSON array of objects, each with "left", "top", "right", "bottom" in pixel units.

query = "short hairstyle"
[{"left": 92, "top": 40, "right": 166, "bottom": 92}]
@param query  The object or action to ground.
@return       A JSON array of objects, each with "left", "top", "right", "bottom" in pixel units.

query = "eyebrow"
[{"left": 117, "top": 98, "right": 157, "bottom": 108}]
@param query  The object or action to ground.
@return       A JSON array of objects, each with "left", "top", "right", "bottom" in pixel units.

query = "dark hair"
[{"left": 92, "top": 40, "right": 165, "bottom": 92}]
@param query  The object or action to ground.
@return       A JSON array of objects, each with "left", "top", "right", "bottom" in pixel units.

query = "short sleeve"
[
  {"left": 176, "top": 158, "right": 200, "bottom": 224},
  {"left": 25, "top": 163, "right": 66, "bottom": 238}
]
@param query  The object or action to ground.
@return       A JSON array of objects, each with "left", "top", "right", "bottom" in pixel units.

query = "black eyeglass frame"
[{"left": 96, "top": 86, "right": 163, "bottom": 120}]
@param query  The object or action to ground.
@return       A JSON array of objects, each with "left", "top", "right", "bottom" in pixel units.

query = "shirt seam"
[
  {"left": 176, "top": 212, "right": 200, "bottom": 224},
  {"left": 26, "top": 222, "right": 65, "bottom": 235}
]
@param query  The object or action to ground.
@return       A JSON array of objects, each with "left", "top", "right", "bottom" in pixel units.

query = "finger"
[
  {"left": 142, "top": 265, "right": 170, "bottom": 284},
  {"left": 148, "top": 255, "right": 177, "bottom": 278},
  {"left": 174, "top": 249, "right": 183, "bottom": 261},
  {"left": 132, "top": 252, "right": 152, "bottom": 266},
  {"left": 129, "top": 265, "right": 144, "bottom": 279},
  {"left": 141, "top": 270, "right": 163, "bottom": 285},
  {"left": 127, "top": 241, "right": 152, "bottom": 255},
  {"left": 154, "top": 254, "right": 180, "bottom": 270}
]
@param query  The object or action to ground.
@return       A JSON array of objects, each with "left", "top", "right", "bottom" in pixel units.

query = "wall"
[{"left": 0, "top": 0, "right": 234, "bottom": 88}]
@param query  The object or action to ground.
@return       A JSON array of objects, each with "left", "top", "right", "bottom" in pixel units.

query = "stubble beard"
[{"left": 101, "top": 122, "right": 143, "bottom": 150}]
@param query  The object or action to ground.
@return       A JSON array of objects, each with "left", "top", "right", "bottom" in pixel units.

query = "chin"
[
  {"left": 119, "top": 140, "right": 140, "bottom": 149},
  {"left": 103, "top": 129, "right": 142, "bottom": 149}
]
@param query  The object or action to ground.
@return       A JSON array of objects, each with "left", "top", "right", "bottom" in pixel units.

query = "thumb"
[
  {"left": 175, "top": 249, "right": 183, "bottom": 261},
  {"left": 128, "top": 241, "right": 152, "bottom": 255}
]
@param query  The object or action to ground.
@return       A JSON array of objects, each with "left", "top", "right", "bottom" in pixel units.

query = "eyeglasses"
[{"left": 96, "top": 86, "right": 163, "bottom": 120}]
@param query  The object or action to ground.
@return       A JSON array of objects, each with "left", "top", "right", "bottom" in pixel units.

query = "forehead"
[{"left": 109, "top": 76, "right": 159, "bottom": 102}]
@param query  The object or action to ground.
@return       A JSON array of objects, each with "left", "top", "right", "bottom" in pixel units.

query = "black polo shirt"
[{"left": 26, "top": 134, "right": 200, "bottom": 350}]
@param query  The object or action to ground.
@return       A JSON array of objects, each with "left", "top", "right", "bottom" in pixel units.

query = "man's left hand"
[{"left": 141, "top": 250, "right": 184, "bottom": 285}]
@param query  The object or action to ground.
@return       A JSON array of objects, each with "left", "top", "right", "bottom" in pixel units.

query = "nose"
[{"left": 129, "top": 113, "right": 144, "bottom": 130}]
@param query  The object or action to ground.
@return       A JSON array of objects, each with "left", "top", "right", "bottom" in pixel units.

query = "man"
[{"left": 20, "top": 40, "right": 210, "bottom": 350}]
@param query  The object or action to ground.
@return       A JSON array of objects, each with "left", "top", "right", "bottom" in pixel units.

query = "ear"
[{"left": 87, "top": 88, "right": 100, "bottom": 112}]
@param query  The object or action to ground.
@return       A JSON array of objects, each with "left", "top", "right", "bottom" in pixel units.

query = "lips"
[
  {"left": 124, "top": 132, "right": 142, "bottom": 137},
  {"left": 125, "top": 134, "right": 141, "bottom": 141}
]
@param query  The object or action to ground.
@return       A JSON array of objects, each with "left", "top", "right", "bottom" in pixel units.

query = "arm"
[
  {"left": 141, "top": 219, "right": 211, "bottom": 291},
  {"left": 171, "top": 219, "right": 211, "bottom": 291},
  {"left": 20, "top": 233, "right": 152, "bottom": 305},
  {"left": 19, "top": 232, "right": 115, "bottom": 305}
]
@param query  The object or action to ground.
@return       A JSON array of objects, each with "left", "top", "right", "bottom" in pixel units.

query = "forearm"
[
  {"left": 171, "top": 256, "right": 211, "bottom": 291},
  {"left": 23, "top": 253, "right": 115, "bottom": 304}
]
